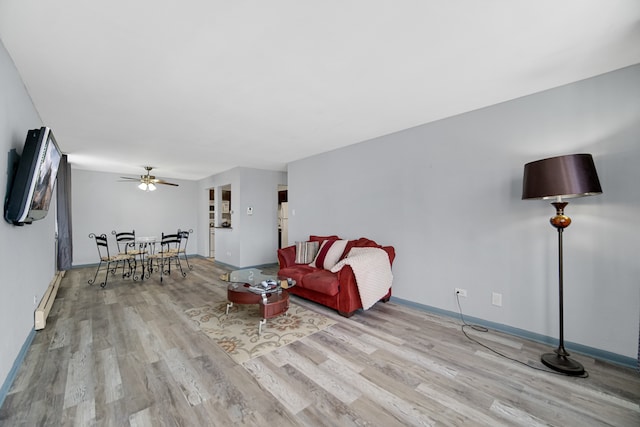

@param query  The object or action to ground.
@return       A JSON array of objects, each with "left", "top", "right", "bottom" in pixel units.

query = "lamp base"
[{"left": 541, "top": 352, "right": 585, "bottom": 376}]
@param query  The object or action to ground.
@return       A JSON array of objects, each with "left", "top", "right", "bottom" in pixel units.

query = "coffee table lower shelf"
[{"left": 226, "top": 283, "right": 290, "bottom": 334}]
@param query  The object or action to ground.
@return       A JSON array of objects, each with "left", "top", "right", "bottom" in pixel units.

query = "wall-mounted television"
[{"left": 4, "top": 127, "right": 62, "bottom": 225}]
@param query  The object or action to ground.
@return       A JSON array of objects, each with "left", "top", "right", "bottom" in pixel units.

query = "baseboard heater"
[{"left": 35, "top": 271, "right": 65, "bottom": 330}]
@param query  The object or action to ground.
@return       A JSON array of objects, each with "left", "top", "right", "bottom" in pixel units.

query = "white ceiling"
[{"left": 1, "top": 1, "right": 639, "bottom": 181}]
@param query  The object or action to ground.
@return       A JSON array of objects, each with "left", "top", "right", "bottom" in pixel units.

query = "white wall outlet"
[
  {"left": 455, "top": 288, "right": 467, "bottom": 297},
  {"left": 492, "top": 292, "right": 502, "bottom": 307},
  {"left": 33, "top": 295, "right": 38, "bottom": 305}
]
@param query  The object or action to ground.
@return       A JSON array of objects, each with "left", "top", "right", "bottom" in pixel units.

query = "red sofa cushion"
[
  {"left": 279, "top": 265, "right": 340, "bottom": 296},
  {"left": 279, "top": 265, "right": 316, "bottom": 285},
  {"left": 301, "top": 269, "right": 340, "bottom": 296}
]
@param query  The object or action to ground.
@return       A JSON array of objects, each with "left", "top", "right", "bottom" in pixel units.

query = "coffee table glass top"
[
  {"left": 220, "top": 268, "right": 295, "bottom": 289},
  {"left": 220, "top": 268, "right": 272, "bottom": 285}
]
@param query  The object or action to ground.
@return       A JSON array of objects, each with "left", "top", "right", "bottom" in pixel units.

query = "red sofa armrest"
[
  {"left": 382, "top": 245, "right": 396, "bottom": 266},
  {"left": 335, "top": 265, "right": 362, "bottom": 314},
  {"left": 277, "top": 245, "right": 296, "bottom": 268},
  {"left": 334, "top": 244, "right": 395, "bottom": 316}
]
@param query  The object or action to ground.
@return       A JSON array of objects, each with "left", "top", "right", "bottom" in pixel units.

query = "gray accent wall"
[
  {"left": 0, "top": 41, "right": 55, "bottom": 388},
  {"left": 287, "top": 64, "right": 640, "bottom": 360}
]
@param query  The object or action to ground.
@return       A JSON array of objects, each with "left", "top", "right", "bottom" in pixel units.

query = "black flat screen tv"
[{"left": 5, "top": 127, "right": 62, "bottom": 225}]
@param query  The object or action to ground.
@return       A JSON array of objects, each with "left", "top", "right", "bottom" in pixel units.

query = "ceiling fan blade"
[{"left": 117, "top": 167, "right": 178, "bottom": 187}]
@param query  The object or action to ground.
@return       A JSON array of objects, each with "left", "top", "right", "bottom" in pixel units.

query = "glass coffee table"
[{"left": 220, "top": 268, "right": 296, "bottom": 334}]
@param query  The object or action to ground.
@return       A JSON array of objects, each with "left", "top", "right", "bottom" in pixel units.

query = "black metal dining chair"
[
  {"left": 175, "top": 229, "right": 193, "bottom": 270},
  {"left": 147, "top": 233, "right": 186, "bottom": 282},
  {"left": 112, "top": 230, "right": 147, "bottom": 279},
  {"left": 88, "top": 233, "right": 135, "bottom": 288}
]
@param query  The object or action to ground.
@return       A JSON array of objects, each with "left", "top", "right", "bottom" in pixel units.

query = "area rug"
[{"left": 185, "top": 301, "right": 336, "bottom": 364}]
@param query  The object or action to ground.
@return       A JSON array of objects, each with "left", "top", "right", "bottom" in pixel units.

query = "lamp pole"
[{"left": 541, "top": 201, "right": 585, "bottom": 375}]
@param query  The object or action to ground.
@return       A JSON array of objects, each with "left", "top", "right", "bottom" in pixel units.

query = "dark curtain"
[{"left": 56, "top": 154, "right": 72, "bottom": 271}]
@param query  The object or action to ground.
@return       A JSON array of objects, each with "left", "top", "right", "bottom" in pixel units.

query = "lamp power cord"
[{"left": 455, "top": 291, "right": 589, "bottom": 378}]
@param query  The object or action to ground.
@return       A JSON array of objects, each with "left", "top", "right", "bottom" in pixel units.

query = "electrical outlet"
[
  {"left": 33, "top": 295, "right": 38, "bottom": 305},
  {"left": 492, "top": 292, "right": 502, "bottom": 307},
  {"left": 455, "top": 288, "right": 467, "bottom": 297}
]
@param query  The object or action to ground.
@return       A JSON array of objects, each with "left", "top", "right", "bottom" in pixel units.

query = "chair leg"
[
  {"left": 183, "top": 253, "right": 193, "bottom": 270},
  {"left": 129, "top": 257, "right": 139, "bottom": 281},
  {"left": 168, "top": 255, "right": 185, "bottom": 278},
  {"left": 88, "top": 260, "right": 104, "bottom": 285},
  {"left": 120, "top": 258, "right": 131, "bottom": 279},
  {"left": 100, "top": 261, "right": 115, "bottom": 288},
  {"left": 147, "top": 257, "right": 155, "bottom": 276},
  {"left": 100, "top": 269, "right": 109, "bottom": 288},
  {"left": 142, "top": 255, "right": 149, "bottom": 279},
  {"left": 176, "top": 256, "right": 186, "bottom": 278}
]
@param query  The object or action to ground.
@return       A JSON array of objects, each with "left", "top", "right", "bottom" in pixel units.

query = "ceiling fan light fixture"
[
  {"left": 138, "top": 182, "right": 156, "bottom": 191},
  {"left": 122, "top": 166, "right": 178, "bottom": 190}
]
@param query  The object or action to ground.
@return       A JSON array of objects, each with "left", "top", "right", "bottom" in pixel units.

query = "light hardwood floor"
[{"left": 1, "top": 257, "right": 638, "bottom": 426}]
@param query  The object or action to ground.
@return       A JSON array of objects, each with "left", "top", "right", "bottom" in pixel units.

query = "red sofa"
[{"left": 277, "top": 235, "right": 395, "bottom": 317}]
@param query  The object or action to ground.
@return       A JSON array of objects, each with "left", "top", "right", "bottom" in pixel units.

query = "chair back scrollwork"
[
  {"left": 90, "top": 233, "right": 111, "bottom": 261},
  {"left": 176, "top": 228, "right": 194, "bottom": 270},
  {"left": 112, "top": 230, "right": 137, "bottom": 254}
]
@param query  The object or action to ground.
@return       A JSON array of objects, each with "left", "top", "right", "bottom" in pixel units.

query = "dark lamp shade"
[{"left": 522, "top": 154, "right": 602, "bottom": 200}]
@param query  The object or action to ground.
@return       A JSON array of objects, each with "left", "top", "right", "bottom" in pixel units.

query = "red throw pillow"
[{"left": 309, "top": 235, "right": 340, "bottom": 243}]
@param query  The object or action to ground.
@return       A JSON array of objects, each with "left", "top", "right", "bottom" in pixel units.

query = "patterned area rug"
[{"left": 185, "top": 301, "right": 336, "bottom": 364}]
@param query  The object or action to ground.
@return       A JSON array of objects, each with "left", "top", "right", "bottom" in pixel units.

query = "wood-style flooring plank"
[{"left": 0, "top": 257, "right": 638, "bottom": 426}]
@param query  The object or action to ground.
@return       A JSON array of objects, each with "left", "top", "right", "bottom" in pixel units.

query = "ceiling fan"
[{"left": 119, "top": 166, "right": 179, "bottom": 191}]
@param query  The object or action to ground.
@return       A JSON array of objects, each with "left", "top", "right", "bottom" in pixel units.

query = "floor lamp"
[{"left": 522, "top": 153, "right": 602, "bottom": 376}]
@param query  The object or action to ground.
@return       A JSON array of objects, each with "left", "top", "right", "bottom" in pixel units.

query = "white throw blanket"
[{"left": 330, "top": 247, "right": 393, "bottom": 310}]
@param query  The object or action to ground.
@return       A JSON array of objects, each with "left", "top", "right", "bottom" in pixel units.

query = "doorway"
[
  {"left": 208, "top": 188, "right": 215, "bottom": 258},
  {"left": 278, "top": 185, "right": 288, "bottom": 248}
]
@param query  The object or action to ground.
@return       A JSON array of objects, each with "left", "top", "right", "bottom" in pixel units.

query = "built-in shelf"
[{"left": 221, "top": 187, "right": 231, "bottom": 227}]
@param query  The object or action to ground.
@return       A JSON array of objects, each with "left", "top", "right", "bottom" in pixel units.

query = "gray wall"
[
  {"left": 288, "top": 64, "right": 640, "bottom": 361},
  {"left": 197, "top": 167, "right": 287, "bottom": 268},
  {"left": 71, "top": 169, "right": 199, "bottom": 266},
  {"left": 0, "top": 41, "right": 56, "bottom": 389}
]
